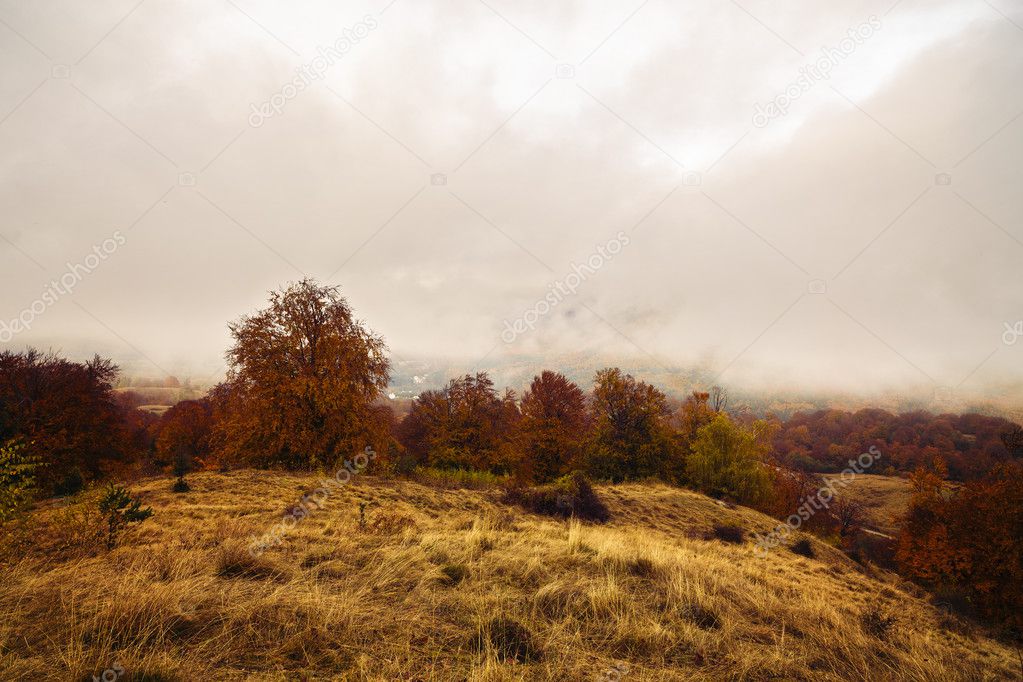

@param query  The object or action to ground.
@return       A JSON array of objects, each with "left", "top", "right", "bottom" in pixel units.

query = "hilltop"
[{"left": 0, "top": 472, "right": 1017, "bottom": 681}]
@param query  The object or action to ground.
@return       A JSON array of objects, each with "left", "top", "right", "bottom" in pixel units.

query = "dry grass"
[
  {"left": 0, "top": 470, "right": 1017, "bottom": 681},
  {"left": 822, "top": 474, "right": 912, "bottom": 536}
]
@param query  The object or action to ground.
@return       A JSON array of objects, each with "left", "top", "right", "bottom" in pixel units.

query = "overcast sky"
[{"left": 0, "top": 0, "right": 1021, "bottom": 399}]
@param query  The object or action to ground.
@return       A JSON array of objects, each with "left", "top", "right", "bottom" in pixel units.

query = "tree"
[
  {"left": 519, "top": 371, "right": 588, "bottom": 482},
  {"left": 678, "top": 391, "right": 715, "bottom": 446},
  {"left": 98, "top": 484, "right": 153, "bottom": 549},
  {"left": 588, "top": 368, "right": 677, "bottom": 482},
  {"left": 833, "top": 496, "right": 865, "bottom": 539},
  {"left": 897, "top": 461, "right": 1023, "bottom": 627},
  {"left": 397, "top": 372, "right": 518, "bottom": 473},
  {"left": 710, "top": 385, "right": 727, "bottom": 413},
  {"left": 686, "top": 413, "right": 773, "bottom": 505},
  {"left": 0, "top": 350, "right": 134, "bottom": 491},
  {"left": 155, "top": 399, "right": 213, "bottom": 469},
  {"left": 214, "top": 280, "right": 391, "bottom": 469}
]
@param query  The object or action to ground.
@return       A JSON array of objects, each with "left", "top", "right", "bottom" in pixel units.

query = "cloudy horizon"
[{"left": 1, "top": 0, "right": 1021, "bottom": 404}]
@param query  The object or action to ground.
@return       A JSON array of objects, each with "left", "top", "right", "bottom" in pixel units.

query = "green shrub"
[
  {"left": 98, "top": 483, "right": 153, "bottom": 549},
  {"left": 0, "top": 440, "right": 41, "bottom": 523}
]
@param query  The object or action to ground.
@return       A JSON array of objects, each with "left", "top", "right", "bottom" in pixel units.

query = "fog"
[{"left": 1, "top": 0, "right": 1021, "bottom": 403}]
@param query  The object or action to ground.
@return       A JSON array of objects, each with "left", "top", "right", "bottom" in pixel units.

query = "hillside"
[
  {"left": 820, "top": 474, "right": 912, "bottom": 537},
  {"left": 0, "top": 472, "right": 1018, "bottom": 681}
]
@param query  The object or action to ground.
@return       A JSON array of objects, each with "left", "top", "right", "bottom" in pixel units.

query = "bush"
[
  {"left": 98, "top": 483, "right": 153, "bottom": 549},
  {"left": 471, "top": 616, "right": 541, "bottom": 663},
  {"left": 791, "top": 538, "right": 815, "bottom": 558},
  {"left": 172, "top": 478, "right": 191, "bottom": 493},
  {"left": 710, "top": 524, "right": 744, "bottom": 544},
  {"left": 503, "top": 471, "right": 610, "bottom": 523},
  {"left": 0, "top": 440, "right": 41, "bottom": 523}
]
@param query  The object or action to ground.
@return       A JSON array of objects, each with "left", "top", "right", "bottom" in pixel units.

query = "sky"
[{"left": 0, "top": 0, "right": 1021, "bottom": 401}]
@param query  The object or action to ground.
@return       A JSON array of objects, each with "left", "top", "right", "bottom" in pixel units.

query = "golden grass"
[
  {"left": 822, "top": 474, "right": 913, "bottom": 536},
  {"left": 0, "top": 470, "right": 1017, "bottom": 681}
]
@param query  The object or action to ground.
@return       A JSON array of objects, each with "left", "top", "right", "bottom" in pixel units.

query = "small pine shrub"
[
  {"left": 172, "top": 447, "right": 191, "bottom": 494},
  {"left": 98, "top": 484, "right": 153, "bottom": 549},
  {"left": 503, "top": 472, "right": 610, "bottom": 523}
]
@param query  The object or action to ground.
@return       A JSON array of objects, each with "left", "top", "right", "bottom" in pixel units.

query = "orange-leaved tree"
[
  {"left": 214, "top": 279, "right": 390, "bottom": 469},
  {"left": 519, "top": 371, "right": 588, "bottom": 482}
]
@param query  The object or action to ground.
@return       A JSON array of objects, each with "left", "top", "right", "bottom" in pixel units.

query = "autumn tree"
[
  {"left": 155, "top": 399, "right": 214, "bottom": 470},
  {"left": 519, "top": 371, "right": 588, "bottom": 482},
  {"left": 587, "top": 368, "right": 678, "bottom": 482},
  {"left": 686, "top": 413, "right": 773, "bottom": 505},
  {"left": 678, "top": 391, "right": 716, "bottom": 446},
  {"left": 897, "top": 460, "right": 1023, "bottom": 627},
  {"left": 0, "top": 350, "right": 134, "bottom": 491},
  {"left": 214, "top": 279, "right": 390, "bottom": 469},
  {"left": 398, "top": 372, "right": 519, "bottom": 473}
]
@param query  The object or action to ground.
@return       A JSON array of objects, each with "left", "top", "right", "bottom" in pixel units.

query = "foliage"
[
  {"left": 0, "top": 350, "right": 138, "bottom": 492},
  {"left": 503, "top": 471, "right": 610, "bottom": 523},
  {"left": 156, "top": 399, "right": 214, "bottom": 470},
  {"left": 896, "top": 461, "right": 1023, "bottom": 627},
  {"left": 98, "top": 483, "right": 153, "bottom": 549},
  {"left": 213, "top": 279, "right": 391, "bottom": 469},
  {"left": 686, "top": 414, "right": 773, "bottom": 506},
  {"left": 0, "top": 440, "right": 41, "bottom": 523},
  {"left": 774, "top": 408, "right": 1021, "bottom": 480},
  {"left": 518, "top": 371, "right": 588, "bottom": 483},
  {"left": 398, "top": 373, "right": 519, "bottom": 473},
  {"left": 587, "top": 368, "right": 680, "bottom": 482}
]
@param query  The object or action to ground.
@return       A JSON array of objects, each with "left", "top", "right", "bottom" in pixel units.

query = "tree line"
[{"left": 1, "top": 279, "right": 1020, "bottom": 627}]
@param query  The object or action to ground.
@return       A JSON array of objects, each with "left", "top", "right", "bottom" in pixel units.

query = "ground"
[
  {"left": 0, "top": 471, "right": 1017, "bottom": 681},
  {"left": 822, "top": 474, "right": 912, "bottom": 537}
]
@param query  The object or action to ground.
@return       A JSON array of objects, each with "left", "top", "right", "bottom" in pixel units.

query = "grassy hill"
[
  {"left": 0, "top": 472, "right": 1018, "bottom": 681},
  {"left": 820, "top": 474, "right": 912, "bottom": 538}
]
